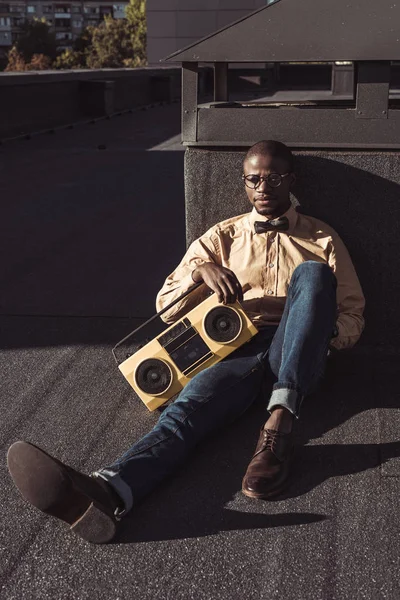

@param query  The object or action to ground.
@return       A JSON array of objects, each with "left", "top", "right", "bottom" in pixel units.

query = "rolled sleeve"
[{"left": 328, "top": 233, "right": 365, "bottom": 350}]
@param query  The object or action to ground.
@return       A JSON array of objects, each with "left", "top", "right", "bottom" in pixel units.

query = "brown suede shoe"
[
  {"left": 7, "top": 441, "right": 124, "bottom": 544},
  {"left": 242, "top": 428, "right": 294, "bottom": 499}
]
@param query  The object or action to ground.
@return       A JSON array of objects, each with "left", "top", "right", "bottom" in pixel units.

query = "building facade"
[
  {"left": 0, "top": 0, "right": 128, "bottom": 52},
  {"left": 146, "top": 0, "right": 273, "bottom": 65}
]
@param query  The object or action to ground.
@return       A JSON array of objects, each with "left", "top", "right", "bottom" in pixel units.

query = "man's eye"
[{"left": 247, "top": 176, "right": 260, "bottom": 184}]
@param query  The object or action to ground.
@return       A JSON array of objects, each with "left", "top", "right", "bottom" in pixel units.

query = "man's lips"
[{"left": 256, "top": 195, "right": 276, "bottom": 202}]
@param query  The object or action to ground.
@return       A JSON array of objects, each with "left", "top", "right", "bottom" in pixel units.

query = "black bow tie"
[{"left": 254, "top": 217, "right": 289, "bottom": 234}]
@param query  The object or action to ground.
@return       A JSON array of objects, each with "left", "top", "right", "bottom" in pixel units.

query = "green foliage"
[
  {"left": 85, "top": 16, "right": 144, "bottom": 69},
  {"left": 15, "top": 18, "right": 57, "bottom": 62},
  {"left": 55, "top": 0, "right": 147, "bottom": 70},
  {"left": 125, "top": 0, "right": 146, "bottom": 58}
]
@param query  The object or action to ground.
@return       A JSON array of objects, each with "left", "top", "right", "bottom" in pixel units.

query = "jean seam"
[{"left": 117, "top": 364, "right": 262, "bottom": 463}]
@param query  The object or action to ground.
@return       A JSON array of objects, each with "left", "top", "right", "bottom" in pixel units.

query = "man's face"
[{"left": 243, "top": 153, "right": 296, "bottom": 219}]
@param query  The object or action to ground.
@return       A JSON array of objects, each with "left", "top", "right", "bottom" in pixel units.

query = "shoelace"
[{"left": 263, "top": 429, "right": 281, "bottom": 453}]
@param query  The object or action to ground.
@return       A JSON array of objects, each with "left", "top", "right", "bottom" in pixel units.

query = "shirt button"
[
  {"left": 269, "top": 263, "right": 274, "bottom": 268},
  {"left": 267, "top": 290, "right": 273, "bottom": 295}
]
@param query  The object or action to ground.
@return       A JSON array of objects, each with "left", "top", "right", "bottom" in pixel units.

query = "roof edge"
[{"left": 162, "top": 0, "right": 281, "bottom": 63}]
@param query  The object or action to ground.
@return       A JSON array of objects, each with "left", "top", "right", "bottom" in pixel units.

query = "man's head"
[{"left": 243, "top": 140, "right": 296, "bottom": 219}]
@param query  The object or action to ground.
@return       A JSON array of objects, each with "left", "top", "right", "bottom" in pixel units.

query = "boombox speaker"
[{"left": 113, "top": 285, "right": 258, "bottom": 411}]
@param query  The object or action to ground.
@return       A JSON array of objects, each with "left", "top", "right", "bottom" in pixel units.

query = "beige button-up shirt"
[{"left": 156, "top": 206, "right": 365, "bottom": 351}]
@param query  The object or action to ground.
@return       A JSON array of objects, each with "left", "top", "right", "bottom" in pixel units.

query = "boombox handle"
[{"left": 112, "top": 282, "right": 204, "bottom": 365}]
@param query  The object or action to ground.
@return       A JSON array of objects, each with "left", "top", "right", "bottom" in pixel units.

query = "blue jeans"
[{"left": 96, "top": 261, "right": 337, "bottom": 514}]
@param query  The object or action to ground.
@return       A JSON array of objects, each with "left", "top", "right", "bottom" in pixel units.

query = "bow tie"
[{"left": 254, "top": 217, "right": 289, "bottom": 234}]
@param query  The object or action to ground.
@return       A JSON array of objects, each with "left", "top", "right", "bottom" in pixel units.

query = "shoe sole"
[{"left": 7, "top": 441, "right": 117, "bottom": 544}]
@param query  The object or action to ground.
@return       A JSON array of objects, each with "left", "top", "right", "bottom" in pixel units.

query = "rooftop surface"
[{"left": 1, "top": 101, "right": 399, "bottom": 600}]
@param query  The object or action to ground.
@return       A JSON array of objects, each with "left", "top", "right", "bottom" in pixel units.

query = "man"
[{"left": 7, "top": 140, "right": 365, "bottom": 544}]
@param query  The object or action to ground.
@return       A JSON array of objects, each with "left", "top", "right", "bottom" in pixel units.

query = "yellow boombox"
[{"left": 113, "top": 287, "right": 258, "bottom": 411}]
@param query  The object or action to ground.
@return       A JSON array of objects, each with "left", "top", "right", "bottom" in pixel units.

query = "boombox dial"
[
  {"left": 203, "top": 306, "right": 242, "bottom": 343},
  {"left": 135, "top": 358, "right": 173, "bottom": 396}
]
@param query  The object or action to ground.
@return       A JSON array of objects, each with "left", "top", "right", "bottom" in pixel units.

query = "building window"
[
  {"left": 43, "top": 5, "right": 53, "bottom": 13},
  {"left": 72, "top": 19, "right": 82, "bottom": 27},
  {"left": 27, "top": 6, "right": 36, "bottom": 13},
  {"left": 55, "top": 31, "right": 72, "bottom": 39},
  {"left": 72, "top": 5, "right": 80, "bottom": 12},
  {"left": 84, "top": 6, "right": 99, "bottom": 14},
  {"left": 12, "top": 5, "right": 25, "bottom": 12},
  {"left": 54, "top": 17, "right": 71, "bottom": 26}
]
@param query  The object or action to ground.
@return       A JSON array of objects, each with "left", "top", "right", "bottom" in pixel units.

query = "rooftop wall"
[{"left": 0, "top": 67, "right": 181, "bottom": 138}]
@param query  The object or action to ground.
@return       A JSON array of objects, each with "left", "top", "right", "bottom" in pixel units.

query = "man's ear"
[{"left": 289, "top": 173, "right": 296, "bottom": 188}]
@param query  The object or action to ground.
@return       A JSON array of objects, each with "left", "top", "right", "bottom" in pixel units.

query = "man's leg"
[
  {"left": 242, "top": 261, "right": 337, "bottom": 499},
  {"left": 95, "top": 327, "right": 277, "bottom": 511},
  {"left": 7, "top": 328, "right": 276, "bottom": 543}
]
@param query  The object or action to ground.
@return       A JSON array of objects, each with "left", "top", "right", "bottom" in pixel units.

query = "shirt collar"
[{"left": 248, "top": 204, "right": 298, "bottom": 235}]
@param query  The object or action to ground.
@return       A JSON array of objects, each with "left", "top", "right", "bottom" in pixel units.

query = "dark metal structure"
[{"left": 164, "top": 0, "right": 400, "bottom": 148}]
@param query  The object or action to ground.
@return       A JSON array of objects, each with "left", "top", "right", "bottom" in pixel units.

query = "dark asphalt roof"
[{"left": 1, "top": 102, "right": 399, "bottom": 600}]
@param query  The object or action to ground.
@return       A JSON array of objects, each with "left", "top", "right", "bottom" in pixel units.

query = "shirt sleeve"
[
  {"left": 327, "top": 233, "right": 365, "bottom": 350},
  {"left": 156, "top": 230, "right": 220, "bottom": 323}
]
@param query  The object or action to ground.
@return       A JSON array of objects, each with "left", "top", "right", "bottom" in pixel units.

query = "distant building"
[
  {"left": 146, "top": 0, "right": 274, "bottom": 65},
  {"left": 0, "top": 1, "right": 129, "bottom": 52}
]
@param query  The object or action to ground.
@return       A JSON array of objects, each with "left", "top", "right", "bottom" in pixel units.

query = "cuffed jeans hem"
[
  {"left": 267, "top": 388, "right": 301, "bottom": 419},
  {"left": 93, "top": 469, "right": 134, "bottom": 516}
]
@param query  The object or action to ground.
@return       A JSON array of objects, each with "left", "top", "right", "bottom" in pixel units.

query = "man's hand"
[{"left": 192, "top": 263, "right": 243, "bottom": 304}]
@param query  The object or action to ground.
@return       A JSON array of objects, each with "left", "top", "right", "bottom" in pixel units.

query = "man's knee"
[{"left": 291, "top": 261, "right": 337, "bottom": 288}]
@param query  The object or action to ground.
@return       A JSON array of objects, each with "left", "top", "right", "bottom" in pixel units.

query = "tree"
[
  {"left": 55, "top": 0, "right": 147, "bottom": 70},
  {"left": 14, "top": 18, "right": 57, "bottom": 63},
  {"left": 85, "top": 16, "right": 145, "bottom": 69},
  {"left": 125, "top": 0, "right": 146, "bottom": 63},
  {"left": 5, "top": 47, "right": 53, "bottom": 71}
]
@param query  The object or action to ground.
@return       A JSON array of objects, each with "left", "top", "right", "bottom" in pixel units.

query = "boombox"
[{"left": 114, "top": 289, "right": 258, "bottom": 411}]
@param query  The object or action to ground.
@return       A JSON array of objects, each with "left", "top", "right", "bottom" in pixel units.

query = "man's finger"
[
  {"left": 224, "top": 276, "right": 237, "bottom": 302},
  {"left": 219, "top": 280, "right": 232, "bottom": 304},
  {"left": 214, "top": 281, "right": 225, "bottom": 303}
]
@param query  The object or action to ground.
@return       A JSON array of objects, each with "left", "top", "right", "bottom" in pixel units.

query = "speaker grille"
[
  {"left": 204, "top": 306, "right": 242, "bottom": 343},
  {"left": 135, "top": 359, "right": 172, "bottom": 395}
]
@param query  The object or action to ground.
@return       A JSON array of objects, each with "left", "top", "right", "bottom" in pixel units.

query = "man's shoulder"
[
  {"left": 205, "top": 212, "right": 251, "bottom": 236},
  {"left": 295, "top": 211, "right": 340, "bottom": 240}
]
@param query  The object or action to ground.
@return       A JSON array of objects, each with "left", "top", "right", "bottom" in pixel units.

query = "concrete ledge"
[
  {"left": 0, "top": 66, "right": 181, "bottom": 87},
  {"left": 0, "top": 67, "right": 182, "bottom": 137}
]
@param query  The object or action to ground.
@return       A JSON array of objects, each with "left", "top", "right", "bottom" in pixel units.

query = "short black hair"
[{"left": 244, "top": 140, "right": 295, "bottom": 172}]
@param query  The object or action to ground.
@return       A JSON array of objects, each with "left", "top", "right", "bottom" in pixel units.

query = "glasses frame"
[{"left": 242, "top": 172, "right": 291, "bottom": 189}]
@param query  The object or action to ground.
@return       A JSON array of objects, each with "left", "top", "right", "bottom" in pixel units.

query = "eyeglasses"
[{"left": 242, "top": 172, "right": 291, "bottom": 189}]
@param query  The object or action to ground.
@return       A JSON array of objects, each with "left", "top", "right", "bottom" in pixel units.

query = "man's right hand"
[{"left": 192, "top": 263, "right": 243, "bottom": 304}]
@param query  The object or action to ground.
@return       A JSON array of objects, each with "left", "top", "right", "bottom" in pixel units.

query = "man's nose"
[{"left": 257, "top": 177, "right": 271, "bottom": 192}]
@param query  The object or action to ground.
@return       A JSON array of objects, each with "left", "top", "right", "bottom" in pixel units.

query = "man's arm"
[
  {"left": 327, "top": 233, "right": 365, "bottom": 351},
  {"left": 156, "top": 231, "right": 243, "bottom": 324}
]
